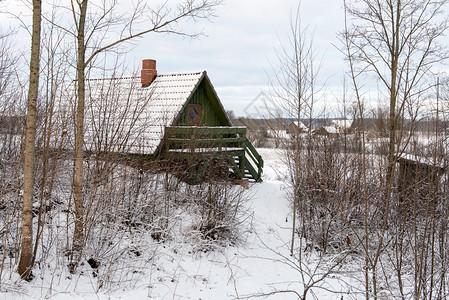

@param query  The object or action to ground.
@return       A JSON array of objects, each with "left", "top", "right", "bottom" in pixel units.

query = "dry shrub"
[{"left": 191, "top": 180, "right": 248, "bottom": 246}]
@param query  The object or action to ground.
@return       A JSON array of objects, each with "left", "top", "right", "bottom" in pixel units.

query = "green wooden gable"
[{"left": 173, "top": 74, "right": 231, "bottom": 127}]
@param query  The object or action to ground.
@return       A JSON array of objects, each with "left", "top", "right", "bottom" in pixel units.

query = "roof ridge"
[
  {"left": 85, "top": 76, "right": 136, "bottom": 81},
  {"left": 85, "top": 70, "right": 206, "bottom": 81},
  {"left": 158, "top": 70, "right": 205, "bottom": 76}
]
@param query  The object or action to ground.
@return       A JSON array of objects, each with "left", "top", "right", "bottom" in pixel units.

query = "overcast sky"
[
  {"left": 1, "top": 0, "right": 347, "bottom": 117},
  {"left": 132, "top": 0, "right": 347, "bottom": 117}
]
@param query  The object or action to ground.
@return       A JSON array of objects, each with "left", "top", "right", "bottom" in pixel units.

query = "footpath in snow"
[
  {"left": 131, "top": 148, "right": 300, "bottom": 299},
  {"left": 118, "top": 148, "right": 308, "bottom": 299}
]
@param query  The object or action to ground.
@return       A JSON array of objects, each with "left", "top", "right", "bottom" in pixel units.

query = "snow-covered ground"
[{"left": 2, "top": 148, "right": 353, "bottom": 300}]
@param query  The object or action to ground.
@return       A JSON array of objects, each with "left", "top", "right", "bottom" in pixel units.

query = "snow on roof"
[
  {"left": 291, "top": 121, "right": 308, "bottom": 129},
  {"left": 331, "top": 119, "right": 353, "bottom": 129},
  {"left": 322, "top": 126, "right": 339, "bottom": 134},
  {"left": 83, "top": 71, "right": 206, "bottom": 155},
  {"left": 397, "top": 153, "right": 446, "bottom": 170}
]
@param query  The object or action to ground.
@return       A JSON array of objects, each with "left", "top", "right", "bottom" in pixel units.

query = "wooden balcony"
[{"left": 163, "top": 126, "right": 263, "bottom": 182}]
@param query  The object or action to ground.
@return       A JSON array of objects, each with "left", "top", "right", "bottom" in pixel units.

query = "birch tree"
[{"left": 17, "top": 0, "right": 41, "bottom": 281}]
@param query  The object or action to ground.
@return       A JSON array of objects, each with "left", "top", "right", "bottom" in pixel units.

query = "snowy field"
[{"left": 1, "top": 148, "right": 359, "bottom": 300}]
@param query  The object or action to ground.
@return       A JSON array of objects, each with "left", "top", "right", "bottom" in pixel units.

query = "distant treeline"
[{"left": 231, "top": 116, "right": 447, "bottom": 132}]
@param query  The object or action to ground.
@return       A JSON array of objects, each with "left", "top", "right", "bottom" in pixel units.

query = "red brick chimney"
[{"left": 141, "top": 59, "right": 157, "bottom": 87}]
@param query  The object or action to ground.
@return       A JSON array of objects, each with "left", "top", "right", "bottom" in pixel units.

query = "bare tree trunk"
[
  {"left": 371, "top": 9, "right": 400, "bottom": 297},
  {"left": 18, "top": 0, "right": 41, "bottom": 281},
  {"left": 72, "top": 0, "right": 88, "bottom": 265}
]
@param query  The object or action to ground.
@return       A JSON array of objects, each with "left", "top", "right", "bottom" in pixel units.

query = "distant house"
[
  {"left": 330, "top": 119, "right": 353, "bottom": 134},
  {"left": 70, "top": 59, "right": 263, "bottom": 181},
  {"left": 313, "top": 126, "right": 339, "bottom": 137},
  {"left": 288, "top": 121, "right": 309, "bottom": 134}
]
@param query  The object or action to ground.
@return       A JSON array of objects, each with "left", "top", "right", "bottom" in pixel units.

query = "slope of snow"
[{"left": 1, "top": 148, "right": 351, "bottom": 300}]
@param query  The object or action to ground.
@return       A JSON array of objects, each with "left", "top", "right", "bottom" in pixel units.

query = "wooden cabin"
[
  {"left": 287, "top": 121, "right": 308, "bottom": 135},
  {"left": 78, "top": 59, "right": 263, "bottom": 182},
  {"left": 397, "top": 155, "right": 445, "bottom": 192},
  {"left": 330, "top": 119, "right": 353, "bottom": 134},
  {"left": 313, "top": 126, "right": 339, "bottom": 137},
  {"left": 397, "top": 154, "right": 446, "bottom": 215}
]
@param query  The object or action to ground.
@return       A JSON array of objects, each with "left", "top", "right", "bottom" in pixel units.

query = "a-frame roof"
[
  {"left": 83, "top": 70, "right": 231, "bottom": 155},
  {"left": 290, "top": 121, "right": 308, "bottom": 130}
]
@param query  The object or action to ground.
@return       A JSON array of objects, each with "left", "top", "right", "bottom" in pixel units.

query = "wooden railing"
[
  {"left": 163, "top": 126, "right": 263, "bottom": 181},
  {"left": 164, "top": 126, "right": 247, "bottom": 150},
  {"left": 244, "top": 138, "right": 264, "bottom": 182}
]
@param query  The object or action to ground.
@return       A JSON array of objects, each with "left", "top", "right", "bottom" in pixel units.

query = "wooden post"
[{"left": 240, "top": 129, "right": 247, "bottom": 176}]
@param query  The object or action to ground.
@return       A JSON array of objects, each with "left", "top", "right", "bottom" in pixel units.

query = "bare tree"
[
  {"left": 265, "top": 5, "right": 360, "bottom": 299},
  {"left": 46, "top": 0, "right": 223, "bottom": 269},
  {"left": 342, "top": 0, "right": 449, "bottom": 191},
  {"left": 268, "top": 4, "right": 321, "bottom": 256},
  {"left": 343, "top": 0, "right": 449, "bottom": 198},
  {"left": 0, "top": 28, "right": 24, "bottom": 284},
  {"left": 341, "top": 0, "right": 449, "bottom": 298},
  {"left": 30, "top": 11, "right": 73, "bottom": 268},
  {"left": 0, "top": 31, "right": 18, "bottom": 103},
  {"left": 17, "top": 0, "right": 41, "bottom": 281}
]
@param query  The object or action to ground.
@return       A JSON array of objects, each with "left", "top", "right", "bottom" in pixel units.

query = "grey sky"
[
  {"left": 1, "top": 0, "right": 347, "bottom": 117},
  {"left": 132, "top": 0, "right": 347, "bottom": 117}
]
